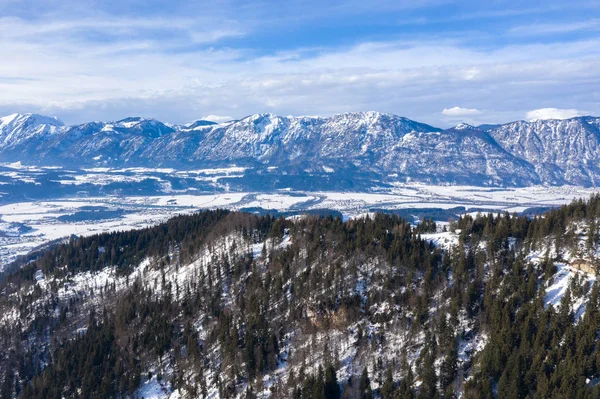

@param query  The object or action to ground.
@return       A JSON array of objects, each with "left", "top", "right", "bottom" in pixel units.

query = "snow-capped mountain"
[
  {"left": 142, "top": 112, "right": 443, "bottom": 170},
  {"left": 382, "top": 123, "right": 539, "bottom": 186},
  {"left": 0, "top": 113, "right": 64, "bottom": 150},
  {"left": 488, "top": 117, "right": 600, "bottom": 186},
  {"left": 0, "top": 116, "right": 178, "bottom": 164},
  {"left": 1, "top": 111, "right": 599, "bottom": 186},
  {"left": 186, "top": 119, "right": 218, "bottom": 129}
]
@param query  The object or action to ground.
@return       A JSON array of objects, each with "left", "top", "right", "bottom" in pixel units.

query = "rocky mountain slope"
[
  {"left": 1, "top": 111, "right": 600, "bottom": 186},
  {"left": 487, "top": 117, "right": 600, "bottom": 186}
]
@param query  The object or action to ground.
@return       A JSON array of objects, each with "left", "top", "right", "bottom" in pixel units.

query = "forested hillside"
[{"left": 1, "top": 195, "right": 600, "bottom": 398}]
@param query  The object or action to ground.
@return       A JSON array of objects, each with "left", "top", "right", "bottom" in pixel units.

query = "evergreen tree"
[
  {"left": 359, "top": 368, "right": 373, "bottom": 399},
  {"left": 324, "top": 364, "right": 340, "bottom": 399},
  {"left": 380, "top": 366, "right": 396, "bottom": 399}
]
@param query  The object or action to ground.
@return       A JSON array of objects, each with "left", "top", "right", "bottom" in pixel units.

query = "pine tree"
[
  {"left": 587, "top": 218, "right": 599, "bottom": 260},
  {"left": 314, "top": 365, "right": 326, "bottom": 399},
  {"left": 398, "top": 365, "right": 415, "bottom": 399},
  {"left": 380, "top": 366, "right": 396, "bottom": 399},
  {"left": 324, "top": 364, "right": 340, "bottom": 399},
  {"left": 1, "top": 367, "right": 14, "bottom": 399},
  {"left": 359, "top": 367, "right": 373, "bottom": 399},
  {"left": 418, "top": 345, "right": 438, "bottom": 399},
  {"left": 440, "top": 342, "right": 458, "bottom": 391}
]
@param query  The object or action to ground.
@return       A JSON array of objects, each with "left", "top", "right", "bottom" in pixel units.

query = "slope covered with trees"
[{"left": 1, "top": 195, "right": 600, "bottom": 398}]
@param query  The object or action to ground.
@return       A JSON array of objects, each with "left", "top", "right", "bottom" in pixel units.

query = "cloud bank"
[
  {"left": 526, "top": 108, "right": 585, "bottom": 121},
  {"left": 0, "top": 0, "right": 599, "bottom": 127},
  {"left": 201, "top": 115, "right": 234, "bottom": 123},
  {"left": 442, "top": 107, "right": 482, "bottom": 116}
]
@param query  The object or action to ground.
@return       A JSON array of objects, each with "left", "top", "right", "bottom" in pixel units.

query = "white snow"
[
  {"left": 421, "top": 231, "right": 459, "bottom": 250},
  {"left": 0, "top": 183, "right": 598, "bottom": 270},
  {"left": 136, "top": 377, "right": 175, "bottom": 399}
]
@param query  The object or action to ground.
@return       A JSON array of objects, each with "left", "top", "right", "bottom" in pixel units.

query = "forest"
[{"left": 1, "top": 194, "right": 600, "bottom": 398}]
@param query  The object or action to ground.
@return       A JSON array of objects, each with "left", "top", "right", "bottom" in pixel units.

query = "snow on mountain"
[
  {"left": 185, "top": 119, "right": 218, "bottom": 130},
  {"left": 0, "top": 112, "right": 600, "bottom": 186},
  {"left": 113, "top": 117, "right": 175, "bottom": 138},
  {"left": 454, "top": 123, "right": 474, "bottom": 130},
  {"left": 0, "top": 113, "right": 64, "bottom": 149},
  {"left": 489, "top": 117, "right": 600, "bottom": 186},
  {"left": 22, "top": 117, "right": 176, "bottom": 164},
  {"left": 382, "top": 124, "right": 540, "bottom": 186},
  {"left": 138, "top": 112, "right": 444, "bottom": 176}
]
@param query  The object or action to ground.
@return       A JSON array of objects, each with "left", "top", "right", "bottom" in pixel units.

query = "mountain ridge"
[{"left": 1, "top": 111, "right": 600, "bottom": 187}]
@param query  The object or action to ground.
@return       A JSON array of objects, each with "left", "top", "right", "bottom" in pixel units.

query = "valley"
[{"left": 0, "top": 161, "right": 597, "bottom": 271}]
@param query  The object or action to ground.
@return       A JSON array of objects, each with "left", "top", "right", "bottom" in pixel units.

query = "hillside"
[{"left": 1, "top": 196, "right": 600, "bottom": 398}]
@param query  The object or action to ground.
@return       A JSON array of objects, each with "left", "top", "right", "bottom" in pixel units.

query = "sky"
[{"left": 1, "top": 0, "right": 599, "bottom": 127}]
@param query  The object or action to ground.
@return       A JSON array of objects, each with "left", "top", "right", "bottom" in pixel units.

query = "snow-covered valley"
[{"left": 0, "top": 164, "right": 597, "bottom": 271}]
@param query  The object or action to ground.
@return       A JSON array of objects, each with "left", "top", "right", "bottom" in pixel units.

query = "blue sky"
[{"left": 1, "top": 0, "right": 599, "bottom": 126}]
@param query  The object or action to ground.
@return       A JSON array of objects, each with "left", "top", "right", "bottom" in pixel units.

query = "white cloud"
[
  {"left": 442, "top": 106, "right": 482, "bottom": 116},
  {"left": 526, "top": 108, "right": 585, "bottom": 121},
  {"left": 1, "top": 6, "right": 600, "bottom": 126},
  {"left": 509, "top": 18, "right": 600, "bottom": 36},
  {"left": 201, "top": 115, "right": 233, "bottom": 123}
]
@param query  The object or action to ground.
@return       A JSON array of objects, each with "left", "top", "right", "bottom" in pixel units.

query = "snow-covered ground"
[
  {"left": 421, "top": 231, "right": 459, "bottom": 250},
  {"left": 0, "top": 181, "right": 598, "bottom": 271},
  {"left": 525, "top": 223, "right": 599, "bottom": 322},
  {"left": 3, "top": 193, "right": 599, "bottom": 399}
]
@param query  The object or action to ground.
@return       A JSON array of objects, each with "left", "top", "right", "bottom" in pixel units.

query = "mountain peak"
[
  {"left": 186, "top": 120, "right": 218, "bottom": 130},
  {"left": 454, "top": 123, "right": 475, "bottom": 130},
  {"left": 1, "top": 113, "right": 64, "bottom": 127},
  {"left": 116, "top": 116, "right": 145, "bottom": 124},
  {"left": 115, "top": 116, "right": 163, "bottom": 127},
  {"left": 335, "top": 110, "right": 397, "bottom": 119},
  {"left": 0, "top": 113, "right": 64, "bottom": 149},
  {"left": 245, "top": 112, "right": 279, "bottom": 121}
]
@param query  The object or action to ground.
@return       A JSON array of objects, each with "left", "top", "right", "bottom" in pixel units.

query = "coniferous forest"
[{"left": 1, "top": 195, "right": 600, "bottom": 398}]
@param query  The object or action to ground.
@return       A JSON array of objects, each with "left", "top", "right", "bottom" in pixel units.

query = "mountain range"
[{"left": 1, "top": 111, "right": 600, "bottom": 186}]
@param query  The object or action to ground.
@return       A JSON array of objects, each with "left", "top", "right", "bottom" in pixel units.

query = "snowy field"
[
  {"left": 0, "top": 183, "right": 598, "bottom": 271},
  {"left": 0, "top": 161, "right": 597, "bottom": 270}
]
